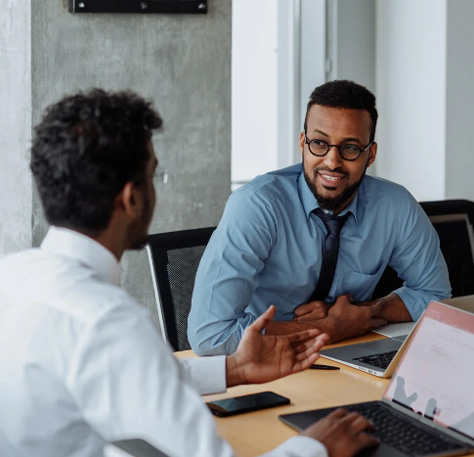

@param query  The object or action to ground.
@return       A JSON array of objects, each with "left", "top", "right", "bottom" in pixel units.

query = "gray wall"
[
  {"left": 3, "top": 0, "right": 232, "bottom": 316},
  {"left": 334, "top": 0, "right": 375, "bottom": 93},
  {"left": 446, "top": 0, "right": 474, "bottom": 201},
  {"left": 0, "top": 0, "right": 32, "bottom": 253}
]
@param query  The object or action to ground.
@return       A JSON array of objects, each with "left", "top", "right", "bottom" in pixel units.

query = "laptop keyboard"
[
  {"left": 353, "top": 350, "right": 398, "bottom": 370},
  {"left": 345, "top": 402, "right": 464, "bottom": 456}
]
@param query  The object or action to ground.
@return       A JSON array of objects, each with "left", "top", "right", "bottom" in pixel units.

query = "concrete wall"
[
  {"left": 0, "top": 0, "right": 32, "bottom": 253},
  {"left": 2, "top": 0, "right": 232, "bottom": 316}
]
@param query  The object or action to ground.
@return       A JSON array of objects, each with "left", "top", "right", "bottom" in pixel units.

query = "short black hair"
[
  {"left": 30, "top": 89, "right": 162, "bottom": 234},
  {"left": 304, "top": 80, "right": 378, "bottom": 141}
]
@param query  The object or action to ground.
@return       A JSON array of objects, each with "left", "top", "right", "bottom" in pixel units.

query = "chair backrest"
[
  {"left": 146, "top": 227, "right": 216, "bottom": 351},
  {"left": 373, "top": 199, "right": 474, "bottom": 299}
]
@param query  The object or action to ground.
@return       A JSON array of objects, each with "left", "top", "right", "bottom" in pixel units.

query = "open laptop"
[
  {"left": 319, "top": 322, "right": 415, "bottom": 378},
  {"left": 280, "top": 301, "right": 474, "bottom": 457}
]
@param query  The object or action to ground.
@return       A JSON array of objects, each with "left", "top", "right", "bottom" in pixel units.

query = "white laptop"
[{"left": 280, "top": 301, "right": 474, "bottom": 457}]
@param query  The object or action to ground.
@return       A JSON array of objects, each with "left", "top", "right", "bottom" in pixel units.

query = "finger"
[
  {"left": 353, "top": 432, "right": 380, "bottom": 454},
  {"left": 295, "top": 351, "right": 321, "bottom": 371},
  {"left": 369, "top": 317, "right": 387, "bottom": 328},
  {"left": 249, "top": 305, "right": 276, "bottom": 333},
  {"left": 293, "top": 338, "right": 328, "bottom": 365},
  {"left": 344, "top": 293, "right": 354, "bottom": 303},
  {"left": 291, "top": 332, "right": 329, "bottom": 356},
  {"left": 294, "top": 302, "right": 315, "bottom": 316},
  {"left": 341, "top": 411, "right": 364, "bottom": 425},
  {"left": 369, "top": 300, "right": 383, "bottom": 317},
  {"left": 350, "top": 415, "right": 376, "bottom": 434},
  {"left": 328, "top": 408, "right": 348, "bottom": 419},
  {"left": 310, "top": 333, "right": 329, "bottom": 352},
  {"left": 286, "top": 328, "right": 323, "bottom": 345},
  {"left": 293, "top": 334, "right": 330, "bottom": 369}
]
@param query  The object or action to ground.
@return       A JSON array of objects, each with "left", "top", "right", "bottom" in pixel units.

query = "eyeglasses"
[{"left": 304, "top": 132, "right": 373, "bottom": 161}]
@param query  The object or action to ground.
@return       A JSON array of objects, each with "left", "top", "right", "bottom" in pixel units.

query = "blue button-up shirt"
[{"left": 188, "top": 163, "right": 451, "bottom": 355}]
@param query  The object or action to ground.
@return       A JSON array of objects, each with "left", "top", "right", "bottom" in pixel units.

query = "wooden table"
[
  {"left": 178, "top": 333, "right": 389, "bottom": 456},
  {"left": 178, "top": 297, "right": 474, "bottom": 456}
]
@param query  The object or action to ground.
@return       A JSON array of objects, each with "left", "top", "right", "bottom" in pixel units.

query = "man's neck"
[{"left": 71, "top": 225, "right": 126, "bottom": 262}]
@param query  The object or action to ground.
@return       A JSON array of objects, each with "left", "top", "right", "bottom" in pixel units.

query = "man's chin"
[
  {"left": 316, "top": 194, "right": 347, "bottom": 212},
  {"left": 304, "top": 168, "right": 367, "bottom": 213}
]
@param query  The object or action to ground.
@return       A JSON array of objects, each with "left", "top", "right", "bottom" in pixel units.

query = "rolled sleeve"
[{"left": 389, "top": 197, "right": 451, "bottom": 319}]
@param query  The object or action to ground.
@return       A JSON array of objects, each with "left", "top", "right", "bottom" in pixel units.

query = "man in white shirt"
[{"left": 0, "top": 89, "right": 378, "bottom": 457}]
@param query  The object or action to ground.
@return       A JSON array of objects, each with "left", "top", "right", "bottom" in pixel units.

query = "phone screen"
[{"left": 206, "top": 391, "right": 290, "bottom": 417}]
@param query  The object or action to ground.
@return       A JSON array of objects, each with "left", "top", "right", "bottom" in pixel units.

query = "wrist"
[{"left": 225, "top": 354, "right": 247, "bottom": 388}]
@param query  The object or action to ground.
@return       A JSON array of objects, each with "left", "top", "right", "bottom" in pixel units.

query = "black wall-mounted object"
[{"left": 68, "top": 0, "right": 207, "bottom": 14}]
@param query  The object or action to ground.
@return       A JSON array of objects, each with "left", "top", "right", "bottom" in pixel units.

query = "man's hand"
[
  {"left": 302, "top": 409, "right": 379, "bottom": 457},
  {"left": 226, "top": 305, "right": 329, "bottom": 387},
  {"left": 293, "top": 300, "right": 331, "bottom": 321},
  {"left": 325, "top": 294, "right": 387, "bottom": 342},
  {"left": 291, "top": 294, "right": 387, "bottom": 343}
]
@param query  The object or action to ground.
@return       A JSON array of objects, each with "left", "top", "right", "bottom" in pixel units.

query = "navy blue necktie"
[{"left": 310, "top": 208, "right": 349, "bottom": 302}]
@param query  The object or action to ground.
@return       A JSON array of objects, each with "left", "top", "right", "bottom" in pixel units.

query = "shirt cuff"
[
  {"left": 181, "top": 355, "right": 227, "bottom": 395},
  {"left": 262, "top": 436, "right": 327, "bottom": 457}
]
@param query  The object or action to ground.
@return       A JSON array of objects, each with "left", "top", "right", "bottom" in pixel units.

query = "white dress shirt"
[{"left": 0, "top": 227, "right": 326, "bottom": 457}]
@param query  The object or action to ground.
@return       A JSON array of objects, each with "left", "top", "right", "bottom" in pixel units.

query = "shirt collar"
[
  {"left": 40, "top": 226, "right": 121, "bottom": 286},
  {"left": 297, "top": 170, "right": 361, "bottom": 225}
]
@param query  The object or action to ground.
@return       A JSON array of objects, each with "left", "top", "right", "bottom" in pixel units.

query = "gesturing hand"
[
  {"left": 226, "top": 305, "right": 329, "bottom": 387},
  {"left": 302, "top": 408, "right": 379, "bottom": 457}
]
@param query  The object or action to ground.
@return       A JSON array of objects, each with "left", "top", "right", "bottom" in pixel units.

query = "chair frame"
[{"left": 145, "top": 227, "right": 216, "bottom": 351}]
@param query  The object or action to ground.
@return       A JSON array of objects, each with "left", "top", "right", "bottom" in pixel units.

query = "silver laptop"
[
  {"left": 319, "top": 324, "right": 415, "bottom": 378},
  {"left": 280, "top": 301, "right": 474, "bottom": 457}
]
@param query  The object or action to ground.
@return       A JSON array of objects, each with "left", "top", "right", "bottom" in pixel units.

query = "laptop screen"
[{"left": 384, "top": 301, "right": 474, "bottom": 439}]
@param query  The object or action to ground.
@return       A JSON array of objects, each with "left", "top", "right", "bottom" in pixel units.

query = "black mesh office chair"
[
  {"left": 146, "top": 227, "right": 216, "bottom": 351},
  {"left": 373, "top": 199, "right": 474, "bottom": 299}
]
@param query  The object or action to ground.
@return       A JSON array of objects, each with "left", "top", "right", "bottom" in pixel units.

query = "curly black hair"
[
  {"left": 304, "top": 80, "right": 378, "bottom": 141},
  {"left": 30, "top": 89, "right": 162, "bottom": 234}
]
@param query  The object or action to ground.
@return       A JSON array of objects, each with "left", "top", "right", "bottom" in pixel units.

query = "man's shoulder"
[
  {"left": 235, "top": 163, "right": 302, "bottom": 201},
  {"left": 361, "top": 175, "right": 416, "bottom": 203},
  {"left": 357, "top": 175, "right": 422, "bottom": 222},
  {"left": 0, "top": 248, "right": 146, "bottom": 326}
]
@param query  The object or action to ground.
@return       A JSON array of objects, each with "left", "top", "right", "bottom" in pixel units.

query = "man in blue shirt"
[{"left": 188, "top": 80, "right": 451, "bottom": 356}]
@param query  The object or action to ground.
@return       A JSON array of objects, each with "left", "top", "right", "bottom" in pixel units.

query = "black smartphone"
[{"left": 206, "top": 391, "right": 290, "bottom": 417}]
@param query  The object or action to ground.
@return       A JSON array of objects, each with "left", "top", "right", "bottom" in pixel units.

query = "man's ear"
[
  {"left": 367, "top": 142, "right": 377, "bottom": 168},
  {"left": 115, "top": 182, "right": 141, "bottom": 218},
  {"left": 299, "top": 131, "right": 305, "bottom": 157}
]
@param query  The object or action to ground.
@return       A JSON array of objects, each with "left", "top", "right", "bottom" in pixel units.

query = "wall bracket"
[{"left": 68, "top": 0, "right": 207, "bottom": 14}]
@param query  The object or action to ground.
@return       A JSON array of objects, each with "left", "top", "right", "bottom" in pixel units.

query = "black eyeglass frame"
[{"left": 304, "top": 131, "right": 374, "bottom": 162}]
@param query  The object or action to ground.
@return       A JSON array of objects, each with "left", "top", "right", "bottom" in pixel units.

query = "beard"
[
  {"left": 129, "top": 189, "right": 154, "bottom": 250},
  {"left": 303, "top": 163, "right": 367, "bottom": 213}
]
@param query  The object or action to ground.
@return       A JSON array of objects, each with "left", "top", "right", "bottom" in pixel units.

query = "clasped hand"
[{"left": 293, "top": 294, "right": 387, "bottom": 342}]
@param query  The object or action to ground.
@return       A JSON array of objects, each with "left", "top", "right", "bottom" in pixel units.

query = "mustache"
[{"left": 314, "top": 166, "right": 349, "bottom": 177}]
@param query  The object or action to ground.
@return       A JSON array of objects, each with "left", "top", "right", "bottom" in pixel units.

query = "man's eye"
[
  {"left": 341, "top": 144, "right": 360, "bottom": 152},
  {"left": 311, "top": 139, "right": 327, "bottom": 148}
]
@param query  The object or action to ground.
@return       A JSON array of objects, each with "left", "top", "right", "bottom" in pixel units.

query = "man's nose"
[{"left": 323, "top": 146, "right": 343, "bottom": 169}]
